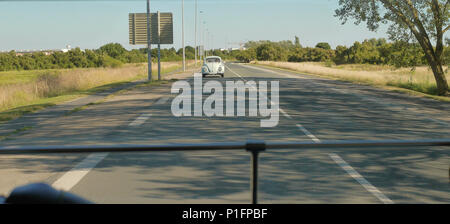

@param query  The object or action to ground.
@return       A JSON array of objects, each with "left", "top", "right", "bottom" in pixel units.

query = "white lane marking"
[
  {"left": 155, "top": 97, "right": 170, "bottom": 105},
  {"left": 296, "top": 124, "right": 321, "bottom": 143},
  {"left": 426, "top": 117, "right": 450, "bottom": 126},
  {"left": 329, "top": 153, "right": 394, "bottom": 204},
  {"left": 296, "top": 123, "right": 394, "bottom": 204},
  {"left": 225, "top": 64, "right": 292, "bottom": 120},
  {"left": 279, "top": 109, "right": 292, "bottom": 119},
  {"left": 244, "top": 64, "right": 450, "bottom": 128},
  {"left": 52, "top": 153, "right": 108, "bottom": 191},
  {"left": 129, "top": 114, "right": 152, "bottom": 126},
  {"left": 225, "top": 64, "right": 247, "bottom": 81},
  {"left": 240, "top": 64, "right": 305, "bottom": 79}
]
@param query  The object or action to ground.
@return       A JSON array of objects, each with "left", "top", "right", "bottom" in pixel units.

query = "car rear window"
[{"left": 206, "top": 58, "right": 220, "bottom": 63}]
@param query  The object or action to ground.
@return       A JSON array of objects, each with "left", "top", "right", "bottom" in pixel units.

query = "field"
[
  {"left": 253, "top": 61, "right": 450, "bottom": 99},
  {"left": 0, "top": 61, "right": 195, "bottom": 122}
]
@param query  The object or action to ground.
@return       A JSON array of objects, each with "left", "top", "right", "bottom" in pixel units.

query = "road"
[{"left": 0, "top": 63, "right": 449, "bottom": 203}]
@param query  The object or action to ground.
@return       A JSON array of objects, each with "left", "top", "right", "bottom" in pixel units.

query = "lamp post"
[
  {"left": 204, "top": 26, "right": 207, "bottom": 57},
  {"left": 199, "top": 11, "right": 204, "bottom": 62},
  {"left": 194, "top": 0, "right": 198, "bottom": 66},
  {"left": 182, "top": 0, "right": 186, "bottom": 72}
]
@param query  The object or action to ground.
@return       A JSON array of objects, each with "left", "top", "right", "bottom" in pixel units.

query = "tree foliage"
[
  {"left": 335, "top": 0, "right": 449, "bottom": 95},
  {"left": 315, "top": 42, "right": 332, "bottom": 50},
  {"left": 234, "top": 37, "right": 439, "bottom": 68},
  {"left": 0, "top": 43, "right": 234, "bottom": 71}
]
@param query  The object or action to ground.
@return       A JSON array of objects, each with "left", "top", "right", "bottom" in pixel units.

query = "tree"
[
  {"left": 295, "top": 36, "right": 302, "bottom": 48},
  {"left": 98, "top": 43, "right": 127, "bottom": 60},
  {"left": 236, "top": 49, "right": 256, "bottom": 63},
  {"left": 335, "top": 0, "right": 450, "bottom": 95},
  {"left": 255, "top": 43, "right": 287, "bottom": 61},
  {"left": 316, "top": 42, "right": 331, "bottom": 50},
  {"left": 334, "top": 45, "right": 350, "bottom": 64}
]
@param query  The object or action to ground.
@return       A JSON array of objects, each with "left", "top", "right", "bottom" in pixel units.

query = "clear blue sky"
[{"left": 0, "top": 0, "right": 392, "bottom": 51}]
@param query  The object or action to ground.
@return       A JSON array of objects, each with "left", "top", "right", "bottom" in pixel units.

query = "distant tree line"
[
  {"left": 3, "top": 39, "right": 448, "bottom": 72},
  {"left": 0, "top": 43, "right": 237, "bottom": 71},
  {"left": 236, "top": 37, "right": 450, "bottom": 68}
]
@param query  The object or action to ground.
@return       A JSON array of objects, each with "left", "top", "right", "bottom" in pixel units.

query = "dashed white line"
[
  {"left": 155, "top": 97, "right": 170, "bottom": 105},
  {"left": 129, "top": 114, "right": 152, "bottom": 126},
  {"left": 225, "top": 64, "right": 292, "bottom": 120},
  {"left": 296, "top": 122, "right": 394, "bottom": 204},
  {"left": 329, "top": 153, "right": 394, "bottom": 204},
  {"left": 296, "top": 124, "right": 321, "bottom": 143},
  {"left": 426, "top": 117, "right": 450, "bottom": 126},
  {"left": 240, "top": 64, "right": 308, "bottom": 79},
  {"left": 52, "top": 153, "right": 108, "bottom": 191},
  {"left": 244, "top": 64, "right": 450, "bottom": 128}
]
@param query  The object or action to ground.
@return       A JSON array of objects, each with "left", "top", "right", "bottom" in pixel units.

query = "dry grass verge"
[
  {"left": 253, "top": 61, "right": 450, "bottom": 100},
  {"left": 0, "top": 64, "right": 145, "bottom": 112},
  {"left": 0, "top": 60, "right": 195, "bottom": 122}
]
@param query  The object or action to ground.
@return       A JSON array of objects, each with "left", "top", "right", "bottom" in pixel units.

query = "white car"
[{"left": 202, "top": 56, "right": 225, "bottom": 78}]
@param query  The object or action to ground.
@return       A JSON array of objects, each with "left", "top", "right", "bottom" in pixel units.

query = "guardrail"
[{"left": 1, "top": 139, "right": 449, "bottom": 204}]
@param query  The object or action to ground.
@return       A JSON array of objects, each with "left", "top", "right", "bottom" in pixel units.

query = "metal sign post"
[
  {"left": 129, "top": 12, "right": 173, "bottom": 81},
  {"left": 146, "top": 0, "right": 152, "bottom": 81}
]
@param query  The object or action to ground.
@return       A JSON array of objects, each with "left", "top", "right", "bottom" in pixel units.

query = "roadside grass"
[
  {"left": 253, "top": 61, "right": 450, "bottom": 101},
  {"left": 0, "top": 60, "right": 195, "bottom": 123},
  {"left": 0, "top": 70, "right": 56, "bottom": 85}
]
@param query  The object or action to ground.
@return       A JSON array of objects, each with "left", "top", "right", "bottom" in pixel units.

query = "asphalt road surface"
[{"left": 0, "top": 63, "right": 449, "bottom": 203}]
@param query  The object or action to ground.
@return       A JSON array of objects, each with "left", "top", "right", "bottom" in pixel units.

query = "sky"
[{"left": 0, "top": 0, "right": 393, "bottom": 51}]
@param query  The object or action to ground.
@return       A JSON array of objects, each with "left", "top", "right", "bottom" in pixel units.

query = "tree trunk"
[
  {"left": 417, "top": 38, "right": 449, "bottom": 96},
  {"left": 429, "top": 58, "right": 449, "bottom": 96}
]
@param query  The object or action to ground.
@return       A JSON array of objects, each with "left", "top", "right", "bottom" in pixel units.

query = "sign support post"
[
  {"left": 129, "top": 12, "right": 172, "bottom": 79},
  {"left": 146, "top": 0, "right": 152, "bottom": 81}
]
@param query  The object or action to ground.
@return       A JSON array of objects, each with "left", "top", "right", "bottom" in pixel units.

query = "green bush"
[
  {"left": 236, "top": 49, "right": 256, "bottom": 63},
  {"left": 256, "top": 43, "right": 287, "bottom": 61},
  {"left": 1, "top": 38, "right": 442, "bottom": 72},
  {"left": 0, "top": 43, "right": 202, "bottom": 72}
]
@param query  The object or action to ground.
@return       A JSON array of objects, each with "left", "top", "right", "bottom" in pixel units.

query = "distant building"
[
  {"left": 6, "top": 45, "right": 81, "bottom": 56},
  {"left": 15, "top": 50, "right": 56, "bottom": 56},
  {"left": 61, "top": 45, "right": 71, "bottom": 53}
]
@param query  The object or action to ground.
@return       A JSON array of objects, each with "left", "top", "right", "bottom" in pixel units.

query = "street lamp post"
[
  {"left": 194, "top": 0, "right": 198, "bottom": 66},
  {"left": 204, "top": 26, "right": 207, "bottom": 57},
  {"left": 199, "top": 11, "right": 203, "bottom": 62},
  {"left": 182, "top": 0, "right": 186, "bottom": 72}
]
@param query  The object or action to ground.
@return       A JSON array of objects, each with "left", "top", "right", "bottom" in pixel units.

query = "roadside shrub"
[
  {"left": 256, "top": 43, "right": 287, "bottom": 61},
  {"left": 288, "top": 48, "right": 334, "bottom": 62},
  {"left": 333, "top": 45, "right": 350, "bottom": 64},
  {"left": 236, "top": 49, "right": 256, "bottom": 63},
  {"left": 0, "top": 43, "right": 202, "bottom": 72}
]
